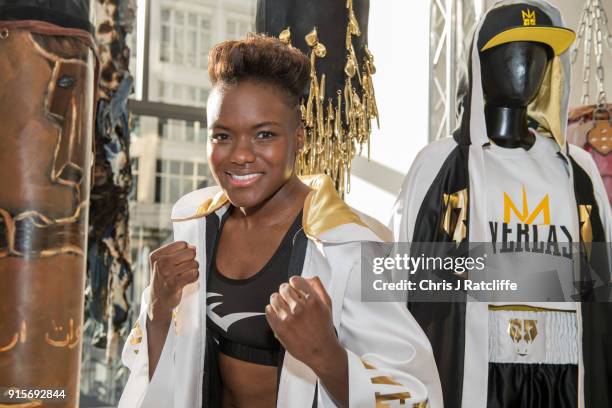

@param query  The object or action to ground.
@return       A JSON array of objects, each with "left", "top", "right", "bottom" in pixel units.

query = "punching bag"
[
  {"left": 256, "top": 0, "right": 378, "bottom": 196},
  {"left": 0, "top": 1, "right": 97, "bottom": 406}
]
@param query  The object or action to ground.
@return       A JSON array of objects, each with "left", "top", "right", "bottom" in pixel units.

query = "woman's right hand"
[{"left": 147, "top": 241, "right": 199, "bottom": 321}]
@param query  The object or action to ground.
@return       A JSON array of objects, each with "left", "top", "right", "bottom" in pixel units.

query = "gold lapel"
[{"left": 441, "top": 188, "right": 469, "bottom": 246}]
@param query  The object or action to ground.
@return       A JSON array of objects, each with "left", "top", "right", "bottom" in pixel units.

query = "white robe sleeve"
[
  {"left": 389, "top": 138, "right": 458, "bottom": 242},
  {"left": 117, "top": 287, "right": 177, "bottom": 408},
  {"left": 118, "top": 187, "right": 216, "bottom": 408},
  {"left": 585, "top": 154, "right": 612, "bottom": 242},
  {"left": 581, "top": 150, "right": 612, "bottom": 287},
  {"left": 318, "top": 248, "right": 443, "bottom": 408},
  {"left": 569, "top": 146, "right": 612, "bottom": 267}
]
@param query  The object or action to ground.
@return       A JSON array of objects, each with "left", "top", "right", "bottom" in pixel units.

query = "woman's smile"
[{"left": 225, "top": 171, "right": 264, "bottom": 187}]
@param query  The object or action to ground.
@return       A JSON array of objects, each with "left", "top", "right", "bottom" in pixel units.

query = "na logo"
[{"left": 522, "top": 9, "right": 537, "bottom": 26}]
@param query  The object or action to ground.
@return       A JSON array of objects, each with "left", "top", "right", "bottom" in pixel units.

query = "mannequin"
[
  {"left": 391, "top": 2, "right": 611, "bottom": 407},
  {"left": 480, "top": 41, "right": 550, "bottom": 149}
]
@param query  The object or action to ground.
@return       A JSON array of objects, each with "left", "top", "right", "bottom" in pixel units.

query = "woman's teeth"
[
  {"left": 227, "top": 172, "right": 263, "bottom": 186},
  {"left": 231, "top": 173, "right": 261, "bottom": 181}
]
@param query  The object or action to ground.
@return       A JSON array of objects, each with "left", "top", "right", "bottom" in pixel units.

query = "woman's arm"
[
  {"left": 118, "top": 287, "right": 163, "bottom": 408},
  {"left": 266, "top": 264, "right": 442, "bottom": 407},
  {"left": 332, "top": 243, "right": 443, "bottom": 407},
  {"left": 118, "top": 241, "right": 199, "bottom": 408},
  {"left": 266, "top": 276, "right": 349, "bottom": 407},
  {"left": 146, "top": 241, "right": 199, "bottom": 378},
  {"left": 146, "top": 304, "right": 172, "bottom": 379}
]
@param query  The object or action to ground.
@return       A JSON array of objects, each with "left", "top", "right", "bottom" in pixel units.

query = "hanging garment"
[
  {"left": 568, "top": 104, "right": 612, "bottom": 206},
  {"left": 85, "top": 0, "right": 135, "bottom": 360},
  {"left": 390, "top": 1, "right": 612, "bottom": 408},
  {"left": 256, "top": 0, "right": 379, "bottom": 195}
]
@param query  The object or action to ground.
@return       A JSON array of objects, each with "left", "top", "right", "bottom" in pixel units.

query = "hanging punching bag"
[{"left": 0, "top": 1, "right": 97, "bottom": 406}]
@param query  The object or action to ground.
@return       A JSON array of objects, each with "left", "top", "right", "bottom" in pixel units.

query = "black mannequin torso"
[{"left": 480, "top": 41, "right": 551, "bottom": 149}]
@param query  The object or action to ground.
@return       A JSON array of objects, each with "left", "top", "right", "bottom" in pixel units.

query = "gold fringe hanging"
[{"left": 279, "top": 0, "right": 379, "bottom": 197}]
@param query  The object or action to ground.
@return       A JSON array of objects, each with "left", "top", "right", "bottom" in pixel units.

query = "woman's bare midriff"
[{"left": 219, "top": 352, "right": 278, "bottom": 408}]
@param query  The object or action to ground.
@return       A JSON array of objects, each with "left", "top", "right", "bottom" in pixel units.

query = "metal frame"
[
  {"left": 428, "top": 0, "right": 480, "bottom": 141},
  {"left": 128, "top": 99, "right": 206, "bottom": 122}
]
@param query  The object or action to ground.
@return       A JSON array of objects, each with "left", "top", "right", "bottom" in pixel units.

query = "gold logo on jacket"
[
  {"left": 503, "top": 186, "right": 550, "bottom": 225},
  {"left": 579, "top": 204, "right": 593, "bottom": 259},
  {"left": 508, "top": 318, "right": 538, "bottom": 356},
  {"left": 522, "top": 9, "right": 536, "bottom": 26},
  {"left": 442, "top": 189, "right": 468, "bottom": 246}
]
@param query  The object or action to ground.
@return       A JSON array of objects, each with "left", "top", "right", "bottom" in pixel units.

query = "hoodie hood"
[{"left": 455, "top": 0, "right": 574, "bottom": 149}]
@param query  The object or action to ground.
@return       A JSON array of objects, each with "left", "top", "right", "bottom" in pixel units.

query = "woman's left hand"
[{"left": 265, "top": 276, "right": 343, "bottom": 374}]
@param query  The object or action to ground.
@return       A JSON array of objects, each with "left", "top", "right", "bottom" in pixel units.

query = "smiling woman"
[
  {"left": 118, "top": 34, "right": 442, "bottom": 408},
  {"left": 206, "top": 35, "right": 309, "bottom": 211}
]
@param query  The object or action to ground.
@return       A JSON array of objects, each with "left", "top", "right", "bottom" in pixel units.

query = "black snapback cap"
[{"left": 478, "top": 3, "right": 575, "bottom": 56}]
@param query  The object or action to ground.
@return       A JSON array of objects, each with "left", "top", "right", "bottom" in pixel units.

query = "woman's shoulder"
[
  {"left": 301, "top": 175, "right": 392, "bottom": 244},
  {"left": 171, "top": 185, "right": 228, "bottom": 222}
]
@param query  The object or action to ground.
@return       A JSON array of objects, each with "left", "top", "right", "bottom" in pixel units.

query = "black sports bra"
[{"left": 206, "top": 209, "right": 303, "bottom": 366}]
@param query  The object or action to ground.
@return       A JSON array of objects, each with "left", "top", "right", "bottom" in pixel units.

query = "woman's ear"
[{"left": 295, "top": 124, "right": 305, "bottom": 153}]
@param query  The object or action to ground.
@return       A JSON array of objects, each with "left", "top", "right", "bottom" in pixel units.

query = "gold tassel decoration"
[{"left": 282, "top": 0, "right": 379, "bottom": 197}]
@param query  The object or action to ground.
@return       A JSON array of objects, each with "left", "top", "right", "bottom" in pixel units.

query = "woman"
[{"left": 119, "top": 34, "right": 441, "bottom": 408}]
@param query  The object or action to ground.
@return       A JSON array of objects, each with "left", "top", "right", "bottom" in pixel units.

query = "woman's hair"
[{"left": 208, "top": 34, "right": 310, "bottom": 107}]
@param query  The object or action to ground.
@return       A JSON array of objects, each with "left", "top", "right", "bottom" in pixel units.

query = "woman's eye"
[
  {"left": 256, "top": 131, "right": 275, "bottom": 139},
  {"left": 211, "top": 133, "right": 230, "bottom": 141}
]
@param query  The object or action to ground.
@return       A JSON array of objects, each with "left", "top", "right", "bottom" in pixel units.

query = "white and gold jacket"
[{"left": 118, "top": 175, "right": 443, "bottom": 408}]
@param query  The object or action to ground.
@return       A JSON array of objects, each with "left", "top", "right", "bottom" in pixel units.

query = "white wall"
[{"left": 344, "top": 0, "right": 432, "bottom": 224}]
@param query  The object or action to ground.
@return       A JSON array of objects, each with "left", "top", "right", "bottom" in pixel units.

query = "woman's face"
[{"left": 207, "top": 80, "right": 304, "bottom": 208}]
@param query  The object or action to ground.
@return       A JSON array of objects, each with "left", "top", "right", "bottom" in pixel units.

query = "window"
[
  {"left": 160, "top": 7, "right": 212, "bottom": 68},
  {"left": 158, "top": 80, "right": 208, "bottom": 107},
  {"left": 199, "top": 19, "right": 212, "bottom": 68},
  {"left": 158, "top": 118, "right": 206, "bottom": 143},
  {"left": 226, "top": 18, "right": 252, "bottom": 39},
  {"left": 161, "top": 9, "right": 171, "bottom": 62},
  {"left": 130, "top": 115, "right": 141, "bottom": 139},
  {"left": 130, "top": 157, "right": 139, "bottom": 200},
  {"left": 155, "top": 159, "right": 211, "bottom": 203},
  {"left": 172, "top": 83, "right": 183, "bottom": 100}
]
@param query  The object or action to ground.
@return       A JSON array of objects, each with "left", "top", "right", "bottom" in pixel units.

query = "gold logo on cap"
[{"left": 522, "top": 9, "right": 536, "bottom": 26}]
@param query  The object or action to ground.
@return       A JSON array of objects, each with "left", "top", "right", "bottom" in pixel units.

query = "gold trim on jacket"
[{"left": 170, "top": 174, "right": 390, "bottom": 242}]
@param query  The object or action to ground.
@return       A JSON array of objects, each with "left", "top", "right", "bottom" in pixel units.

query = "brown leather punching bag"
[{"left": 0, "top": 2, "right": 97, "bottom": 407}]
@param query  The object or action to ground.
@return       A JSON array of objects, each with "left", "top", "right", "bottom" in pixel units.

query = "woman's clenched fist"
[
  {"left": 148, "top": 241, "right": 199, "bottom": 321},
  {"left": 265, "top": 276, "right": 342, "bottom": 374}
]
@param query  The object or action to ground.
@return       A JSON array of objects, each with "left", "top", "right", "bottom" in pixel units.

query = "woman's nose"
[{"left": 230, "top": 137, "right": 256, "bottom": 164}]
